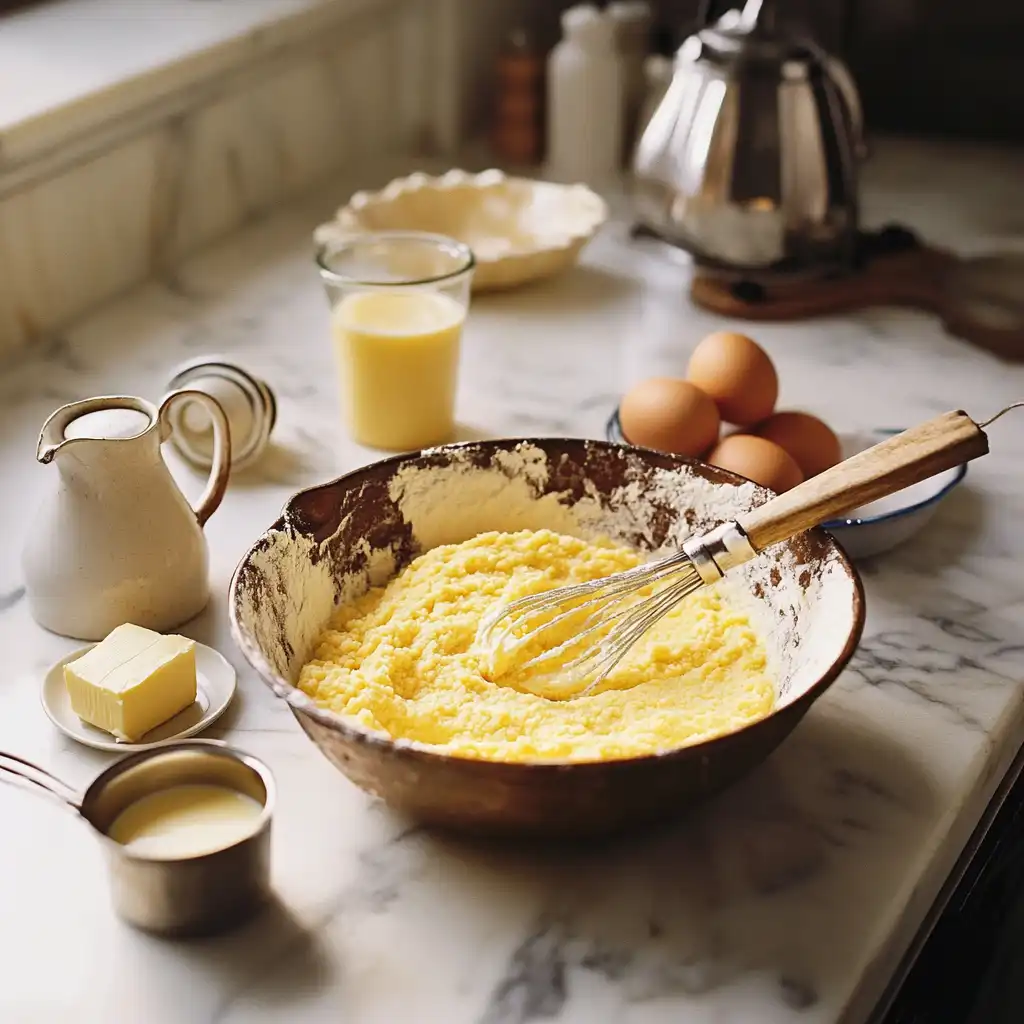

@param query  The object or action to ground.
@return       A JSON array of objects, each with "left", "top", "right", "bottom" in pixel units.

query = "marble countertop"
[{"left": 1, "top": 140, "right": 1023, "bottom": 1024}]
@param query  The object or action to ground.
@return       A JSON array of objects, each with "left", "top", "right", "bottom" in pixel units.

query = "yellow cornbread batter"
[{"left": 298, "top": 529, "right": 775, "bottom": 763}]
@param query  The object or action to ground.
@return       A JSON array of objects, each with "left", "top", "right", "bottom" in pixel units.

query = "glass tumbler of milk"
[{"left": 316, "top": 231, "right": 475, "bottom": 451}]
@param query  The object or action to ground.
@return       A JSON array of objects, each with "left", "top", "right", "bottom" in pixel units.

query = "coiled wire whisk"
[{"left": 478, "top": 403, "right": 1020, "bottom": 700}]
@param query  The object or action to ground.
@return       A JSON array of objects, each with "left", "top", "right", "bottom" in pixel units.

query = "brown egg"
[
  {"left": 619, "top": 378, "right": 720, "bottom": 457},
  {"left": 686, "top": 331, "right": 778, "bottom": 426},
  {"left": 706, "top": 434, "right": 804, "bottom": 493},
  {"left": 754, "top": 411, "right": 841, "bottom": 478}
]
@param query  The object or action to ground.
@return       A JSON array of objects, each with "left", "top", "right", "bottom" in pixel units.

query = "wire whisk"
[
  {"left": 478, "top": 552, "right": 704, "bottom": 700},
  {"left": 477, "top": 405, "right": 1015, "bottom": 700}
]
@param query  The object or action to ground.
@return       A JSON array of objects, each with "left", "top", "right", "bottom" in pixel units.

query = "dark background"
[
  {"left": 530, "top": 0, "right": 1024, "bottom": 144},
  {"left": 1, "top": 0, "right": 1020, "bottom": 142}
]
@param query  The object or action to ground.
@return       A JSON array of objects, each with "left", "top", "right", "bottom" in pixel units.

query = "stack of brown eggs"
[{"left": 618, "top": 331, "right": 840, "bottom": 494}]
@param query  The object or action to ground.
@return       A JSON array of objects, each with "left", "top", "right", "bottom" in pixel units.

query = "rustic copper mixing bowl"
[{"left": 229, "top": 439, "right": 864, "bottom": 838}]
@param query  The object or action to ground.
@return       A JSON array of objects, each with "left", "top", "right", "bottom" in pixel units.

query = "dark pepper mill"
[{"left": 492, "top": 28, "right": 544, "bottom": 165}]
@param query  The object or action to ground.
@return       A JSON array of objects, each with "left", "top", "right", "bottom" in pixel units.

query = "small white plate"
[{"left": 42, "top": 641, "right": 237, "bottom": 752}]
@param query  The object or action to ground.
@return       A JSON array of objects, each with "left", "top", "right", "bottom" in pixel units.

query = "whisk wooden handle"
[{"left": 737, "top": 410, "right": 989, "bottom": 551}]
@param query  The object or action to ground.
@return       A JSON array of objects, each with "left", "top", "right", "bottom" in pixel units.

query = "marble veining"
[{"left": 0, "top": 141, "right": 1023, "bottom": 1024}]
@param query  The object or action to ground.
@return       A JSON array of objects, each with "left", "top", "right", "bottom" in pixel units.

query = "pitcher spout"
[
  {"left": 36, "top": 435, "right": 62, "bottom": 465},
  {"left": 36, "top": 403, "right": 80, "bottom": 464}
]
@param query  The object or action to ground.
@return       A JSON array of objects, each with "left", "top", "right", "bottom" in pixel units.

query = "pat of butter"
[{"left": 64, "top": 623, "right": 197, "bottom": 741}]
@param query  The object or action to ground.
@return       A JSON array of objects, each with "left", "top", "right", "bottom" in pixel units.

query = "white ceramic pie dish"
[{"left": 313, "top": 169, "right": 608, "bottom": 292}]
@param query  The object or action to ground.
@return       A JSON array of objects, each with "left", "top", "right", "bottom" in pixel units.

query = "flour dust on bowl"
[{"left": 229, "top": 439, "right": 864, "bottom": 838}]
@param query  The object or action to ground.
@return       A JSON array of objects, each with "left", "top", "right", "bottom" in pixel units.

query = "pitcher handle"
[{"left": 159, "top": 389, "right": 232, "bottom": 527}]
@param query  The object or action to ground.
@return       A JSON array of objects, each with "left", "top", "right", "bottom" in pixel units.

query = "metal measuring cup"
[{"left": 0, "top": 739, "right": 275, "bottom": 937}]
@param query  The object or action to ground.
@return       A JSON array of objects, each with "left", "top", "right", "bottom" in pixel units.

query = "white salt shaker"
[
  {"left": 546, "top": 4, "right": 624, "bottom": 188},
  {"left": 163, "top": 357, "right": 277, "bottom": 471},
  {"left": 607, "top": 1, "right": 651, "bottom": 160}
]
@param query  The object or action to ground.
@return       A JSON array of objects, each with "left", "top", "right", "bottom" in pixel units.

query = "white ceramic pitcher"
[{"left": 22, "top": 391, "right": 231, "bottom": 641}]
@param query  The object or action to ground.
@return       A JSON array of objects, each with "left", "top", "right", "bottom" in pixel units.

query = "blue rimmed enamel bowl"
[{"left": 605, "top": 411, "right": 967, "bottom": 561}]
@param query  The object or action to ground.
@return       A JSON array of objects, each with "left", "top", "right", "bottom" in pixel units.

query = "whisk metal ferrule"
[{"left": 682, "top": 521, "right": 757, "bottom": 584}]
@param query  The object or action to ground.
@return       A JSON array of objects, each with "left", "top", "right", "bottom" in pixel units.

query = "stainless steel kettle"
[{"left": 631, "top": 0, "right": 865, "bottom": 278}]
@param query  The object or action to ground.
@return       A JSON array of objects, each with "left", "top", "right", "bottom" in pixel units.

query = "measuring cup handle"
[
  {"left": 0, "top": 751, "right": 80, "bottom": 808},
  {"left": 159, "top": 389, "right": 232, "bottom": 527}
]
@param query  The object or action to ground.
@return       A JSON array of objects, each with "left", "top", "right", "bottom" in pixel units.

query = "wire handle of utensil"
[
  {"left": 737, "top": 409, "right": 990, "bottom": 551},
  {"left": 978, "top": 401, "right": 1024, "bottom": 429},
  {"left": 0, "top": 750, "right": 80, "bottom": 809}
]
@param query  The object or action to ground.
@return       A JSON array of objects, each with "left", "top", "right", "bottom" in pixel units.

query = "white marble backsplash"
[{"left": 0, "top": 0, "right": 432, "bottom": 359}]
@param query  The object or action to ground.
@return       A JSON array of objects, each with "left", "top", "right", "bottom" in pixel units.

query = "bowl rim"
[
  {"left": 228, "top": 436, "right": 866, "bottom": 772},
  {"left": 605, "top": 410, "right": 968, "bottom": 531}
]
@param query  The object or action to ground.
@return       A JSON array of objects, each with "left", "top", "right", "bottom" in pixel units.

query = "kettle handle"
[
  {"left": 823, "top": 55, "right": 867, "bottom": 159},
  {"left": 159, "top": 389, "right": 231, "bottom": 527}
]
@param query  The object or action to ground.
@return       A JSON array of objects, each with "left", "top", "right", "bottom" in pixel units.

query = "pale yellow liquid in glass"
[
  {"left": 107, "top": 784, "right": 263, "bottom": 858},
  {"left": 331, "top": 290, "right": 465, "bottom": 451}
]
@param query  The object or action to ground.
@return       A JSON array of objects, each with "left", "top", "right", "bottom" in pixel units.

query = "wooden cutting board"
[{"left": 685, "top": 226, "right": 1024, "bottom": 362}]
